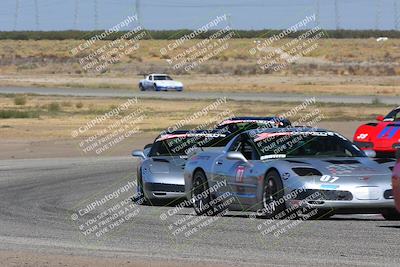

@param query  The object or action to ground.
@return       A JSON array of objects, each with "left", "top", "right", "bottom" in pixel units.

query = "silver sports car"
[
  {"left": 131, "top": 130, "right": 231, "bottom": 205},
  {"left": 130, "top": 117, "right": 291, "bottom": 205},
  {"left": 184, "top": 127, "right": 398, "bottom": 219}
]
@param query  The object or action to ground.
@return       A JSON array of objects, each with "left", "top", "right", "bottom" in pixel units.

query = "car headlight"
[{"left": 292, "top": 167, "right": 322, "bottom": 176}]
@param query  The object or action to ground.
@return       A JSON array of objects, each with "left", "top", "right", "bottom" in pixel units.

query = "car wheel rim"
[
  {"left": 263, "top": 178, "right": 278, "bottom": 215},
  {"left": 192, "top": 177, "right": 206, "bottom": 213}
]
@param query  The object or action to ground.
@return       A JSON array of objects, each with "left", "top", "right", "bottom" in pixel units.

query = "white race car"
[{"left": 139, "top": 74, "right": 183, "bottom": 91}]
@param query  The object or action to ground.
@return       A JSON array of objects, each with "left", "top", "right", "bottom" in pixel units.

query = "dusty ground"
[
  {"left": 0, "top": 94, "right": 389, "bottom": 159},
  {"left": 0, "top": 120, "right": 368, "bottom": 160},
  {"left": 1, "top": 38, "right": 399, "bottom": 95},
  {"left": 0, "top": 74, "right": 399, "bottom": 95},
  {"left": 0, "top": 250, "right": 233, "bottom": 267}
]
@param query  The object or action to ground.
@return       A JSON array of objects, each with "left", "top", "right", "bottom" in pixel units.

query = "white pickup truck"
[{"left": 139, "top": 74, "right": 183, "bottom": 91}]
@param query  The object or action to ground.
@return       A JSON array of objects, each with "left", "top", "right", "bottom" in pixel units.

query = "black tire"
[
  {"left": 191, "top": 170, "right": 214, "bottom": 216},
  {"left": 152, "top": 83, "right": 159, "bottom": 91},
  {"left": 133, "top": 175, "right": 149, "bottom": 205},
  {"left": 262, "top": 170, "right": 286, "bottom": 218},
  {"left": 139, "top": 83, "right": 145, "bottom": 91},
  {"left": 303, "top": 209, "right": 334, "bottom": 220},
  {"left": 382, "top": 209, "right": 400, "bottom": 220}
]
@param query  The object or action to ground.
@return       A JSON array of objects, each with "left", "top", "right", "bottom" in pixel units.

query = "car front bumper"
[
  {"left": 286, "top": 187, "right": 395, "bottom": 213},
  {"left": 156, "top": 86, "right": 183, "bottom": 91},
  {"left": 143, "top": 182, "right": 186, "bottom": 199}
]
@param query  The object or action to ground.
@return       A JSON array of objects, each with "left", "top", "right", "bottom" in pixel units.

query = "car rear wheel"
[
  {"left": 191, "top": 170, "right": 214, "bottom": 216},
  {"left": 382, "top": 209, "right": 400, "bottom": 220},
  {"left": 139, "top": 83, "right": 145, "bottom": 91},
  {"left": 262, "top": 170, "right": 285, "bottom": 218}
]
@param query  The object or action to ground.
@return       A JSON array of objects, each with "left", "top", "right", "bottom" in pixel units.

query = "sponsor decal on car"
[{"left": 356, "top": 133, "right": 369, "bottom": 140}]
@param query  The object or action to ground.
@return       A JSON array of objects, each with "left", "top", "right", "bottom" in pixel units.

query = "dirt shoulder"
[
  {"left": 0, "top": 121, "right": 365, "bottom": 160},
  {"left": 0, "top": 93, "right": 380, "bottom": 160},
  {"left": 0, "top": 250, "right": 233, "bottom": 267},
  {"left": 1, "top": 38, "right": 400, "bottom": 96}
]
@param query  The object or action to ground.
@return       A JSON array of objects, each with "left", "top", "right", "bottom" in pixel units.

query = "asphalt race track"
[
  {"left": 1, "top": 86, "right": 400, "bottom": 104},
  {"left": 0, "top": 157, "right": 399, "bottom": 266}
]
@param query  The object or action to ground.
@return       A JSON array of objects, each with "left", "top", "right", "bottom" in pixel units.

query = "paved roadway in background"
[{"left": 1, "top": 86, "right": 399, "bottom": 104}]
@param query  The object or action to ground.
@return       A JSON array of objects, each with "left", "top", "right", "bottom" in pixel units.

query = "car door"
[
  {"left": 210, "top": 134, "right": 257, "bottom": 207},
  {"left": 144, "top": 75, "right": 152, "bottom": 89},
  {"left": 226, "top": 139, "right": 259, "bottom": 206}
]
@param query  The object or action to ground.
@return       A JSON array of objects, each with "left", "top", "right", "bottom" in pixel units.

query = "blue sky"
[{"left": 0, "top": 0, "right": 399, "bottom": 31}]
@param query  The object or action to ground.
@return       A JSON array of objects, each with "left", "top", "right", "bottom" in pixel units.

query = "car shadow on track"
[
  {"left": 175, "top": 211, "right": 384, "bottom": 221},
  {"left": 378, "top": 225, "right": 400, "bottom": 229}
]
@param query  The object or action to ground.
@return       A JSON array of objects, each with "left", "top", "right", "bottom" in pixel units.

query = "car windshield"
[
  {"left": 153, "top": 75, "right": 172, "bottom": 81},
  {"left": 252, "top": 132, "right": 365, "bottom": 158},
  {"left": 216, "top": 120, "right": 290, "bottom": 133},
  {"left": 149, "top": 134, "right": 230, "bottom": 157},
  {"left": 384, "top": 108, "right": 400, "bottom": 121}
]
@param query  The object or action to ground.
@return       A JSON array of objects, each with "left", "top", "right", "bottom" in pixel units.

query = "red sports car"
[{"left": 354, "top": 107, "right": 400, "bottom": 157}]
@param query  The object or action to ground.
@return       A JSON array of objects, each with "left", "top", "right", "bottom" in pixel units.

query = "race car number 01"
[{"left": 320, "top": 175, "right": 339, "bottom": 183}]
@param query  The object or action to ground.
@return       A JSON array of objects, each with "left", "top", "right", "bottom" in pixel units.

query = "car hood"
[
  {"left": 355, "top": 121, "right": 400, "bottom": 143},
  {"left": 282, "top": 157, "right": 391, "bottom": 177},
  {"left": 142, "top": 156, "right": 186, "bottom": 184},
  {"left": 267, "top": 157, "right": 390, "bottom": 188}
]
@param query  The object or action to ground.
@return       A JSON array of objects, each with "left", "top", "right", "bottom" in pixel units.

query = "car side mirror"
[
  {"left": 131, "top": 149, "right": 146, "bottom": 159},
  {"left": 376, "top": 115, "right": 384, "bottom": 121},
  {"left": 364, "top": 150, "right": 376, "bottom": 158},
  {"left": 226, "top": 151, "right": 248, "bottom": 163}
]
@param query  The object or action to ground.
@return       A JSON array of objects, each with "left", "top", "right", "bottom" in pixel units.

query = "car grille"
[
  {"left": 293, "top": 189, "right": 353, "bottom": 201},
  {"left": 146, "top": 183, "right": 185, "bottom": 192}
]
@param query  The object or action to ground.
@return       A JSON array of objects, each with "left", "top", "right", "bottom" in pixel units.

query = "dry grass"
[
  {"left": 0, "top": 94, "right": 393, "bottom": 140},
  {"left": 1, "top": 39, "right": 400, "bottom": 64},
  {"left": 0, "top": 38, "right": 399, "bottom": 95},
  {"left": 0, "top": 73, "right": 399, "bottom": 96}
]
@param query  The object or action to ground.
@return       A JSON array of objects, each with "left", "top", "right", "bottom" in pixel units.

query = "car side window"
[
  {"left": 228, "top": 134, "right": 258, "bottom": 160},
  {"left": 395, "top": 110, "right": 400, "bottom": 121},
  {"left": 228, "top": 135, "right": 243, "bottom": 152},
  {"left": 239, "top": 141, "right": 258, "bottom": 160},
  {"left": 149, "top": 75, "right": 153, "bottom": 80}
]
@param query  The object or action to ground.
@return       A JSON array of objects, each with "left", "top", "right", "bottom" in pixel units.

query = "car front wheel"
[
  {"left": 133, "top": 175, "right": 149, "bottom": 205},
  {"left": 262, "top": 170, "right": 285, "bottom": 218},
  {"left": 191, "top": 170, "right": 214, "bottom": 216}
]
